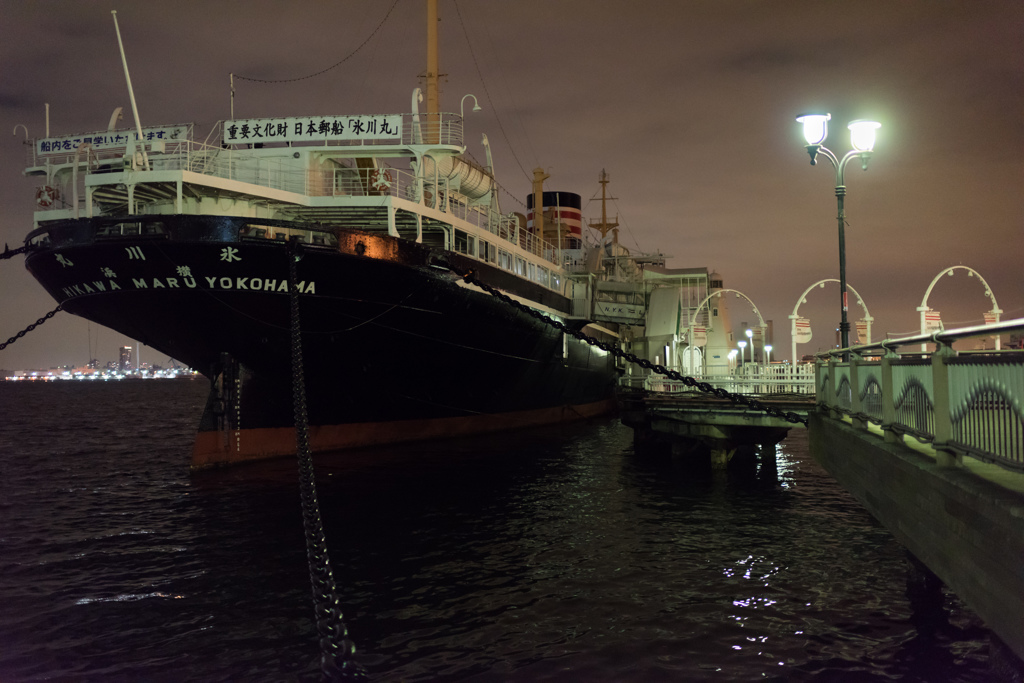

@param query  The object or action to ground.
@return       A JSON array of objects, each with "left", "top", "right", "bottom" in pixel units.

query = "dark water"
[{"left": 0, "top": 380, "right": 997, "bottom": 681}]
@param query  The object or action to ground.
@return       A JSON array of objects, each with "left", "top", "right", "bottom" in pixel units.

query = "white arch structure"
[
  {"left": 918, "top": 265, "right": 1002, "bottom": 350},
  {"left": 789, "top": 279, "right": 873, "bottom": 364},
  {"left": 687, "top": 288, "right": 767, "bottom": 373}
]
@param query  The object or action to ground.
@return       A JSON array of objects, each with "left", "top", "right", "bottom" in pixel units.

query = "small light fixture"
[
  {"left": 796, "top": 113, "right": 831, "bottom": 145},
  {"left": 847, "top": 119, "right": 881, "bottom": 152}
]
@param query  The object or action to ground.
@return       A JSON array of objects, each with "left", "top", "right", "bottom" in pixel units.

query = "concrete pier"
[{"left": 808, "top": 413, "right": 1024, "bottom": 663}]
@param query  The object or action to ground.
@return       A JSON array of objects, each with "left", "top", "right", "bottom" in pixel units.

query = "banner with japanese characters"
[
  {"left": 36, "top": 126, "right": 189, "bottom": 156},
  {"left": 223, "top": 115, "right": 402, "bottom": 144}
]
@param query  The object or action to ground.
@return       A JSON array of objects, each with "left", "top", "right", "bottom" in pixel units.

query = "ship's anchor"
[
  {"left": 287, "top": 239, "right": 367, "bottom": 681},
  {"left": 445, "top": 263, "right": 808, "bottom": 427}
]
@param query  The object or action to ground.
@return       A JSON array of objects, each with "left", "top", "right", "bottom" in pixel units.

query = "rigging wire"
[
  {"left": 234, "top": 0, "right": 400, "bottom": 83},
  {"left": 610, "top": 198, "right": 644, "bottom": 252},
  {"left": 451, "top": 0, "right": 532, "bottom": 182}
]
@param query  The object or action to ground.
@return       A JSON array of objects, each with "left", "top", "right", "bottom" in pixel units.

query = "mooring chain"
[
  {"left": 287, "top": 242, "right": 366, "bottom": 681},
  {"left": 1, "top": 305, "right": 63, "bottom": 351},
  {"left": 1, "top": 244, "right": 27, "bottom": 260},
  {"left": 448, "top": 265, "right": 808, "bottom": 426}
]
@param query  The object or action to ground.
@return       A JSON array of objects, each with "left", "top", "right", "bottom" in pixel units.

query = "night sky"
[{"left": 1, "top": 0, "right": 1021, "bottom": 371}]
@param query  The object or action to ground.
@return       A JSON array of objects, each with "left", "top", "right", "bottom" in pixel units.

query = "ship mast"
[
  {"left": 425, "top": 0, "right": 441, "bottom": 142},
  {"left": 588, "top": 169, "right": 619, "bottom": 243}
]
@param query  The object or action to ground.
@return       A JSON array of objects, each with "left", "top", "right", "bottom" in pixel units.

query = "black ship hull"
[{"left": 25, "top": 216, "right": 619, "bottom": 466}]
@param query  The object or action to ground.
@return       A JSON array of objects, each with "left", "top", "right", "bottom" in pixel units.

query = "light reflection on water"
[{"left": 0, "top": 380, "right": 999, "bottom": 682}]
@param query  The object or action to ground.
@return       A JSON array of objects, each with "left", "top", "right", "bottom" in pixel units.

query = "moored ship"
[
  {"left": 18, "top": 3, "right": 635, "bottom": 468},
  {"left": 17, "top": 2, "right": 744, "bottom": 468}
]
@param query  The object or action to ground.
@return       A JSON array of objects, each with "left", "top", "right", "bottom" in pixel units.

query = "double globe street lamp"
[{"left": 796, "top": 113, "right": 881, "bottom": 358}]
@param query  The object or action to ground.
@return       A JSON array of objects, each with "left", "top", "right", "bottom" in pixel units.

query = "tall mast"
[
  {"left": 425, "top": 0, "right": 440, "bottom": 142},
  {"left": 588, "top": 169, "right": 619, "bottom": 242},
  {"left": 532, "top": 168, "right": 550, "bottom": 246}
]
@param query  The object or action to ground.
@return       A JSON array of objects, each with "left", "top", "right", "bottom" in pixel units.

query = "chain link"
[
  {"left": 1, "top": 244, "right": 27, "bottom": 260},
  {"left": 287, "top": 242, "right": 366, "bottom": 681},
  {"left": 446, "top": 264, "right": 808, "bottom": 426},
  {"left": 1, "top": 305, "right": 63, "bottom": 350}
]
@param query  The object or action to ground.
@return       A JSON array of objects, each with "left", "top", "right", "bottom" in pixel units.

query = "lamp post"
[
  {"left": 460, "top": 93, "right": 481, "bottom": 119},
  {"left": 737, "top": 340, "right": 747, "bottom": 370},
  {"left": 796, "top": 113, "right": 880, "bottom": 360},
  {"left": 765, "top": 344, "right": 773, "bottom": 365},
  {"left": 745, "top": 328, "right": 753, "bottom": 364}
]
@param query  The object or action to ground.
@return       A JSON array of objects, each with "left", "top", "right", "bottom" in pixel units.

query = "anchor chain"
[
  {"left": 1, "top": 305, "right": 62, "bottom": 351},
  {"left": 1, "top": 244, "right": 27, "bottom": 260},
  {"left": 447, "top": 264, "right": 808, "bottom": 426},
  {"left": 287, "top": 241, "right": 366, "bottom": 681}
]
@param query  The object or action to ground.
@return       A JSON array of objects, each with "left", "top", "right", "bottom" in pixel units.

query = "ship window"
[
  {"left": 454, "top": 229, "right": 477, "bottom": 255},
  {"left": 514, "top": 257, "right": 526, "bottom": 276},
  {"left": 551, "top": 273, "right": 562, "bottom": 291},
  {"left": 479, "top": 240, "right": 495, "bottom": 263},
  {"left": 537, "top": 266, "right": 549, "bottom": 287},
  {"left": 498, "top": 249, "right": 512, "bottom": 271},
  {"left": 713, "top": 307, "right": 719, "bottom": 317}
]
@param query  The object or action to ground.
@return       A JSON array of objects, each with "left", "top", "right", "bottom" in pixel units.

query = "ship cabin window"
[
  {"left": 514, "top": 257, "right": 527, "bottom": 276},
  {"left": 710, "top": 280, "right": 723, "bottom": 289},
  {"left": 479, "top": 240, "right": 496, "bottom": 263},
  {"left": 536, "top": 266, "right": 549, "bottom": 288},
  {"left": 453, "top": 229, "right": 477, "bottom": 257},
  {"left": 497, "top": 249, "right": 513, "bottom": 271},
  {"left": 527, "top": 263, "right": 536, "bottom": 281},
  {"left": 551, "top": 273, "right": 562, "bottom": 292},
  {"left": 713, "top": 307, "right": 719, "bottom": 317}
]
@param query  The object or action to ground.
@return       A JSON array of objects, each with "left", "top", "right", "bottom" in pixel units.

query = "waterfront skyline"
[{"left": 1, "top": 0, "right": 1021, "bottom": 370}]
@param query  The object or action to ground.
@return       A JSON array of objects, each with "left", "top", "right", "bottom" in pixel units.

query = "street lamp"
[
  {"left": 737, "top": 340, "right": 747, "bottom": 369},
  {"left": 745, "top": 328, "right": 753, "bottom": 363},
  {"left": 765, "top": 344, "right": 773, "bottom": 365},
  {"left": 796, "top": 113, "right": 880, "bottom": 359}
]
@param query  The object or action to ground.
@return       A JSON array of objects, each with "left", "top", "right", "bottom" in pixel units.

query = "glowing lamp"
[
  {"left": 796, "top": 113, "right": 831, "bottom": 145},
  {"left": 848, "top": 119, "right": 881, "bottom": 152}
]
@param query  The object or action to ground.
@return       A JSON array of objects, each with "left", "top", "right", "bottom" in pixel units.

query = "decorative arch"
[
  {"left": 917, "top": 265, "right": 1003, "bottom": 350},
  {"left": 789, "top": 279, "right": 873, "bottom": 363}
]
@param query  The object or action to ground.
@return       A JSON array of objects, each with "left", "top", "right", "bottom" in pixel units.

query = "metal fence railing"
[
  {"left": 641, "top": 362, "right": 816, "bottom": 395},
  {"left": 815, "top": 319, "right": 1024, "bottom": 471}
]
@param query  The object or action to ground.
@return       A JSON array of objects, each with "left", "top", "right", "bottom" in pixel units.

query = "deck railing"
[
  {"left": 26, "top": 115, "right": 561, "bottom": 266},
  {"left": 815, "top": 319, "right": 1024, "bottom": 471}
]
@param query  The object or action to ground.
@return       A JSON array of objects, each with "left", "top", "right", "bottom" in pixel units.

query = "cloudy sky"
[{"left": 1, "top": 0, "right": 1021, "bottom": 371}]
